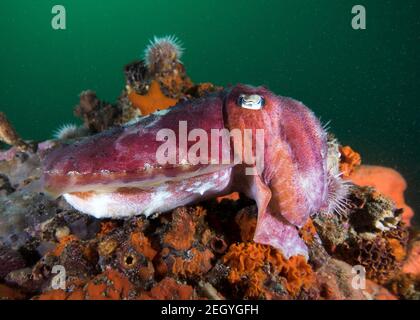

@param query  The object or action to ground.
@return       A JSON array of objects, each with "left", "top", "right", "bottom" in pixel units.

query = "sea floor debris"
[{"left": 0, "top": 36, "right": 418, "bottom": 300}]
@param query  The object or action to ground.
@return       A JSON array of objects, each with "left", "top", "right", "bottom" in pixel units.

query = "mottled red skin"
[
  {"left": 225, "top": 85, "right": 328, "bottom": 226},
  {"left": 43, "top": 95, "right": 229, "bottom": 196},
  {"left": 42, "top": 84, "right": 329, "bottom": 258},
  {"left": 224, "top": 85, "right": 328, "bottom": 257}
]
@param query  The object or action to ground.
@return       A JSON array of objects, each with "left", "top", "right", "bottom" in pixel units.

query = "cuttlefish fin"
[{"left": 243, "top": 174, "right": 309, "bottom": 260}]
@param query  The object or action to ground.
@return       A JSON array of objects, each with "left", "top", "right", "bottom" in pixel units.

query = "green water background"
[{"left": 0, "top": 0, "right": 419, "bottom": 222}]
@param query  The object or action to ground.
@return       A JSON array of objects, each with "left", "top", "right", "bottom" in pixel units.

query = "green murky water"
[{"left": 0, "top": 0, "right": 418, "bottom": 220}]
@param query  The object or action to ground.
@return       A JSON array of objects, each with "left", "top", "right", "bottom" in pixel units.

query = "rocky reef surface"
[{"left": 0, "top": 37, "right": 418, "bottom": 300}]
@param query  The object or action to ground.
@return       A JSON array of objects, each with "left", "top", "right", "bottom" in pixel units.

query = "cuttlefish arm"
[{"left": 238, "top": 173, "right": 308, "bottom": 259}]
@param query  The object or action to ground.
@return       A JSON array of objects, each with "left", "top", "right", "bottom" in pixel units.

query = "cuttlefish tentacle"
[{"left": 238, "top": 173, "right": 308, "bottom": 259}]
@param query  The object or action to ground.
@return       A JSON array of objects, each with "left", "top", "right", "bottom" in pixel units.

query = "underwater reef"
[{"left": 0, "top": 36, "right": 418, "bottom": 300}]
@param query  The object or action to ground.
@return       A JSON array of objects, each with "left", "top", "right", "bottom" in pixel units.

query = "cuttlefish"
[{"left": 43, "top": 84, "right": 343, "bottom": 259}]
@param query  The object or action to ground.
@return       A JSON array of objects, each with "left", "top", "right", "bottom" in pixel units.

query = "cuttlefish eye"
[{"left": 237, "top": 94, "right": 265, "bottom": 110}]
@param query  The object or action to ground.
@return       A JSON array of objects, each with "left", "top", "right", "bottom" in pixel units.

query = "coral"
[
  {"left": 52, "top": 235, "right": 78, "bottom": 256},
  {"left": 0, "top": 172, "right": 412, "bottom": 301},
  {"left": 348, "top": 165, "right": 414, "bottom": 225},
  {"left": 157, "top": 247, "right": 214, "bottom": 278},
  {"left": 52, "top": 123, "right": 88, "bottom": 140},
  {"left": 315, "top": 185, "right": 410, "bottom": 285},
  {"left": 216, "top": 192, "right": 240, "bottom": 203},
  {"left": 336, "top": 236, "right": 401, "bottom": 284},
  {"left": 116, "top": 244, "right": 155, "bottom": 286},
  {"left": 74, "top": 90, "right": 122, "bottom": 133},
  {"left": 0, "top": 112, "right": 32, "bottom": 151},
  {"left": 387, "top": 273, "right": 420, "bottom": 300},
  {"left": 185, "top": 82, "right": 223, "bottom": 98},
  {"left": 144, "top": 35, "right": 183, "bottom": 75},
  {"left": 117, "top": 93, "right": 142, "bottom": 125},
  {"left": 5, "top": 268, "right": 44, "bottom": 294},
  {"left": 127, "top": 80, "right": 178, "bottom": 115},
  {"left": 155, "top": 206, "right": 215, "bottom": 278},
  {"left": 57, "top": 210, "right": 101, "bottom": 240},
  {"left": 85, "top": 268, "right": 135, "bottom": 300},
  {"left": 97, "top": 221, "right": 117, "bottom": 237},
  {"left": 0, "top": 284, "right": 25, "bottom": 300},
  {"left": 0, "top": 244, "right": 26, "bottom": 279},
  {"left": 388, "top": 238, "right": 406, "bottom": 262},
  {"left": 339, "top": 145, "right": 361, "bottom": 178},
  {"left": 209, "top": 236, "right": 228, "bottom": 255},
  {"left": 326, "top": 133, "right": 341, "bottom": 176},
  {"left": 130, "top": 231, "right": 157, "bottom": 260},
  {"left": 143, "top": 36, "right": 193, "bottom": 99},
  {"left": 348, "top": 186, "right": 402, "bottom": 234},
  {"left": 313, "top": 212, "right": 349, "bottom": 251},
  {"left": 54, "top": 226, "right": 70, "bottom": 240},
  {"left": 235, "top": 206, "right": 257, "bottom": 242},
  {"left": 299, "top": 219, "right": 317, "bottom": 245},
  {"left": 0, "top": 147, "right": 41, "bottom": 189},
  {"left": 124, "top": 36, "right": 195, "bottom": 116},
  {"left": 97, "top": 238, "right": 118, "bottom": 257},
  {"left": 0, "top": 187, "right": 58, "bottom": 240},
  {"left": 197, "top": 281, "right": 225, "bottom": 300},
  {"left": 402, "top": 238, "right": 420, "bottom": 276},
  {"left": 364, "top": 280, "right": 397, "bottom": 300},
  {"left": 95, "top": 225, "right": 156, "bottom": 289},
  {"left": 224, "top": 243, "right": 267, "bottom": 275},
  {"left": 173, "top": 248, "right": 214, "bottom": 276},
  {"left": 35, "top": 268, "right": 136, "bottom": 300},
  {"left": 49, "top": 236, "right": 98, "bottom": 281},
  {"left": 138, "top": 277, "right": 196, "bottom": 300},
  {"left": 280, "top": 255, "right": 315, "bottom": 296},
  {"left": 161, "top": 206, "right": 200, "bottom": 251},
  {"left": 36, "top": 289, "right": 69, "bottom": 300},
  {"left": 314, "top": 259, "right": 366, "bottom": 300},
  {"left": 124, "top": 60, "right": 149, "bottom": 94},
  {"left": 25, "top": 225, "right": 98, "bottom": 292},
  {"left": 334, "top": 222, "right": 409, "bottom": 285},
  {"left": 200, "top": 228, "right": 213, "bottom": 246},
  {"left": 222, "top": 242, "right": 314, "bottom": 298}
]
